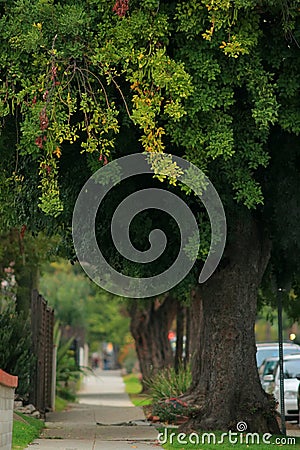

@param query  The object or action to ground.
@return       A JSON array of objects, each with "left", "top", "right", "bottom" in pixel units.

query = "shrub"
[
  {"left": 0, "top": 299, "right": 34, "bottom": 398},
  {"left": 54, "top": 321, "right": 81, "bottom": 400},
  {"left": 152, "top": 398, "right": 193, "bottom": 423},
  {"left": 145, "top": 363, "right": 192, "bottom": 402}
]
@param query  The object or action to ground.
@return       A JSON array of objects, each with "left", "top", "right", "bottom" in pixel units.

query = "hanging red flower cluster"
[
  {"left": 112, "top": 0, "right": 129, "bottom": 17},
  {"left": 39, "top": 108, "right": 49, "bottom": 131}
]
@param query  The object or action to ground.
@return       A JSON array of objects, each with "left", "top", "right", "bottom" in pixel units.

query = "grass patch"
[
  {"left": 55, "top": 395, "right": 68, "bottom": 412},
  {"left": 123, "top": 373, "right": 143, "bottom": 394},
  {"left": 123, "top": 373, "right": 152, "bottom": 406},
  {"left": 12, "top": 412, "right": 44, "bottom": 450},
  {"left": 130, "top": 394, "right": 152, "bottom": 407},
  {"left": 159, "top": 428, "right": 300, "bottom": 449}
]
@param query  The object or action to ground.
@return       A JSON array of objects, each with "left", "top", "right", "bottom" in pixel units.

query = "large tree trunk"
[
  {"left": 129, "top": 296, "right": 176, "bottom": 383},
  {"left": 181, "top": 214, "right": 280, "bottom": 434},
  {"left": 175, "top": 301, "right": 184, "bottom": 372}
]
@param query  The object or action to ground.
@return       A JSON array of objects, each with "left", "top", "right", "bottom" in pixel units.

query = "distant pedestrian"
[
  {"left": 103, "top": 351, "right": 109, "bottom": 370},
  {"left": 92, "top": 352, "right": 99, "bottom": 369}
]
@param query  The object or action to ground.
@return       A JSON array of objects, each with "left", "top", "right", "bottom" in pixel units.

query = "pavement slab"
[
  {"left": 95, "top": 425, "right": 158, "bottom": 440},
  {"left": 28, "top": 440, "right": 161, "bottom": 450},
  {"left": 94, "top": 442, "right": 161, "bottom": 449},
  {"left": 27, "top": 440, "right": 94, "bottom": 450},
  {"left": 93, "top": 405, "right": 145, "bottom": 424},
  {"left": 26, "top": 370, "right": 161, "bottom": 450},
  {"left": 41, "top": 422, "right": 96, "bottom": 440}
]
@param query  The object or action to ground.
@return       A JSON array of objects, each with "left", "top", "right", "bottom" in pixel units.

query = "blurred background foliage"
[{"left": 39, "top": 258, "right": 131, "bottom": 353}]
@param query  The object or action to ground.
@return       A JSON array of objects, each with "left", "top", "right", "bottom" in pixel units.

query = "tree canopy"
[
  {"left": 0, "top": 0, "right": 299, "bottom": 288},
  {"left": 39, "top": 259, "right": 130, "bottom": 348}
]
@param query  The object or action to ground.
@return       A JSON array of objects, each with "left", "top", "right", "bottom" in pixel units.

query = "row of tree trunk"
[{"left": 129, "top": 296, "right": 193, "bottom": 382}]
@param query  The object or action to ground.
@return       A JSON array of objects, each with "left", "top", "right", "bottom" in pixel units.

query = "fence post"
[{"left": 51, "top": 343, "right": 57, "bottom": 411}]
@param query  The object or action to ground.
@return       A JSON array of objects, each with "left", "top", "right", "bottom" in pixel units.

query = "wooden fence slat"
[{"left": 30, "top": 290, "right": 54, "bottom": 415}]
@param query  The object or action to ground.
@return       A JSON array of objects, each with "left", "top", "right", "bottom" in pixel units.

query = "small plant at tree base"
[
  {"left": 151, "top": 398, "right": 194, "bottom": 424},
  {"left": 145, "top": 363, "right": 192, "bottom": 403}
]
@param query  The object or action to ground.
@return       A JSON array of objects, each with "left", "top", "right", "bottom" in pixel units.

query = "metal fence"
[{"left": 29, "top": 289, "right": 54, "bottom": 414}]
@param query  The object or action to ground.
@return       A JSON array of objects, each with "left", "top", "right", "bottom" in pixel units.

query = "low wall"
[{"left": 0, "top": 370, "right": 18, "bottom": 450}]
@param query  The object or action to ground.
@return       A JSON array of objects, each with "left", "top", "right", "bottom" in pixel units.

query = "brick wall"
[{"left": 0, "top": 370, "right": 18, "bottom": 450}]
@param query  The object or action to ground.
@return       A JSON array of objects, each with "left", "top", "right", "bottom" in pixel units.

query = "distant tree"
[
  {"left": 129, "top": 295, "right": 176, "bottom": 382},
  {"left": 0, "top": 230, "right": 58, "bottom": 313},
  {"left": 39, "top": 260, "right": 130, "bottom": 349},
  {"left": 40, "top": 261, "right": 90, "bottom": 329}
]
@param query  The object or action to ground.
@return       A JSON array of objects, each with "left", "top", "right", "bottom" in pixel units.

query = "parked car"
[
  {"left": 256, "top": 342, "right": 300, "bottom": 368},
  {"left": 296, "top": 379, "right": 300, "bottom": 424},
  {"left": 273, "top": 354, "right": 300, "bottom": 421},
  {"left": 259, "top": 357, "right": 278, "bottom": 393}
]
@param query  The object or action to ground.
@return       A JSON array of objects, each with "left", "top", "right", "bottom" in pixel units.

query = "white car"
[
  {"left": 256, "top": 342, "right": 300, "bottom": 368},
  {"left": 259, "top": 357, "right": 278, "bottom": 393},
  {"left": 273, "top": 354, "right": 300, "bottom": 421}
]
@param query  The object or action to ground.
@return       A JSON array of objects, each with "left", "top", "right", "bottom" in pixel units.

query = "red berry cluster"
[
  {"left": 20, "top": 224, "right": 27, "bottom": 240},
  {"left": 43, "top": 90, "right": 49, "bottom": 101},
  {"left": 51, "top": 65, "right": 57, "bottom": 80},
  {"left": 112, "top": 0, "right": 129, "bottom": 17},
  {"left": 99, "top": 154, "right": 108, "bottom": 165},
  {"left": 35, "top": 135, "right": 47, "bottom": 149},
  {"left": 34, "top": 65, "right": 59, "bottom": 151},
  {"left": 40, "top": 162, "right": 52, "bottom": 174},
  {"left": 35, "top": 107, "right": 49, "bottom": 150},
  {"left": 39, "top": 108, "right": 49, "bottom": 131}
]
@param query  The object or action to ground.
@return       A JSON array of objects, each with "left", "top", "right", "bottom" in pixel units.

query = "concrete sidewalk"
[{"left": 26, "top": 369, "right": 161, "bottom": 450}]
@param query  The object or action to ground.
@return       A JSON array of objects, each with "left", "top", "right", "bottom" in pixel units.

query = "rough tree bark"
[
  {"left": 184, "top": 306, "right": 190, "bottom": 367},
  {"left": 181, "top": 214, "right": 280, "bottom": 434},
  {"left": 129, "top": 295, "right": 176, "bottom": 383},
  {"left": 175, "top": 301, "right": 184, "bottom": 372}
]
